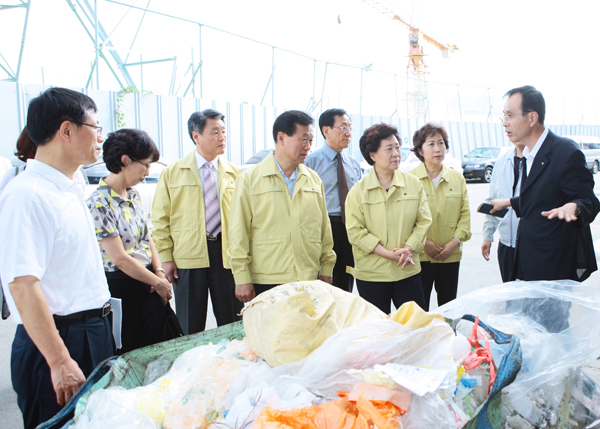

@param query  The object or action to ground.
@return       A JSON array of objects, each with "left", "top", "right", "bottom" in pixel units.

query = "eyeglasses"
[
  {"left": 71, "top": 121, "right": 103, "bottom": 135},
  {"left": 131, "top": 158, "right": 151, "bottom": 171},
  {"left": 332, "top": 125, "right": 353, "bottom": 133},
  {"left": 499, "top": 112, "right": 530, "bottom": 124}
]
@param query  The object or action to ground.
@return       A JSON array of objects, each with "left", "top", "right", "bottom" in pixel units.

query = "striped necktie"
[{"left": 202, "top": 162, "right": 221, "bottom": 236}]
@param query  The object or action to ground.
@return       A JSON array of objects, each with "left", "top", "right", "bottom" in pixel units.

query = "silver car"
[{"left": 563, "top": 135, "right": 600, "bottom": 174}]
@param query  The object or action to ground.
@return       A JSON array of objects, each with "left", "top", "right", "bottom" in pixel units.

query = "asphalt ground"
[{"left": 0, "top": 180, "right": 599, "bottom": 428}]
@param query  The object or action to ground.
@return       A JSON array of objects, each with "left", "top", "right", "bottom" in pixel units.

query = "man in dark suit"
[{"left": 491, "top": 85, "right": 599, "bottom": 282}]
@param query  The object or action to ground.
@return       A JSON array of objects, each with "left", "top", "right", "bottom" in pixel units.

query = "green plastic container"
[{"left": 41, "top": 321, "right": 245, "bottom": 428}]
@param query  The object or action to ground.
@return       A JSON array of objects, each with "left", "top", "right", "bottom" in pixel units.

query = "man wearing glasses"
[
  {"left": 152, "top": 109, "right": 242, "bottom": 335},
  {"left": 0, "top": 88, "right": 113, "bottom": 428},
  {"left": 490, "top": 85, "right": 600, "bottom": 281},
  {"left": 305, "top": 108, "right": 362, "bottom": 292}
]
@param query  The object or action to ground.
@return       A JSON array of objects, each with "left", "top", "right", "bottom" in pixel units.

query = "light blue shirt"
[
  {"left": 274, "top": 157, "right": 298, "bottom": 197},
  {"left": 305, "top": 144, "right": 362, "bottom": 216}
]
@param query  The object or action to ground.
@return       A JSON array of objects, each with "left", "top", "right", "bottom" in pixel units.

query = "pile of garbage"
[{"left": 71, "top": 280, "right": 600, "bottom": 428}]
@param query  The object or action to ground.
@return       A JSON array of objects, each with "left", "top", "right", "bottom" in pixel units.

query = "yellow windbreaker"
[
  {"left": 407, "top": 163, "right": 471, "bottom": 263},
  {"left": 228, "top": 152, "right": 336, "bottom": 285},
  {"left": 345, "top": 168, "right": 432, "bottom": 282},
  {"left": 151, "top": 151, "right": 241, "bottom": 269}
]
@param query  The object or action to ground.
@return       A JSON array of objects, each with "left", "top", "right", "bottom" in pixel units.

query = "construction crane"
[{"left": 361, "top": 0, "right": 457, "bottom": 118}]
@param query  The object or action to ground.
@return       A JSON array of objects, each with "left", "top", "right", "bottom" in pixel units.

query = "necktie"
[
  {"left": 512, "top": 156, "right": 521, "bottom": 196},
  {"left": 202, "top": 162, "right": 221, "bottom": 237},
  {"left": 336, "top": 152, "right": 350, "bottom": 223},
  {"left": 520, "top": 157, "right": 528, "bottom": 194}
]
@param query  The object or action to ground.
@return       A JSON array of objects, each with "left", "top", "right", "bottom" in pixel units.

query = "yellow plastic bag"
[
  {"left": 253, "top": 394, "right": 405, "bottom": 429},
  {"left": 389, "top": 301, "right": 444, "bottom": 329},
  {"left": 242, "top": 280, "right": 386, "bottom": 367}
]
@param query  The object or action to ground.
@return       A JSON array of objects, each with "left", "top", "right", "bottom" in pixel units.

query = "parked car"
[
  {"left": 241, "top": 148, "right": 274, "bottom": 170},
  {"left": 462, "top": 147, "right": 510, "bottom": 183},
  {"left": 83, "top": 157, "right": 170, "bottom": 225},
  {"left": 563, "top": 135, "right": 600, "bottom": 174}
]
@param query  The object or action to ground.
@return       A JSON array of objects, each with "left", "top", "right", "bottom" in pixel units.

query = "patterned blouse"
[{"left": 86, "top": 179, "right": 152, "bottom": 272}]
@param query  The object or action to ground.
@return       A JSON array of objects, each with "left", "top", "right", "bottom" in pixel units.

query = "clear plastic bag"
[
  {"left": 438, "top": 280, "right": 600, "bottom": 428},
  {"left": 225, "top": 318, "right": 459, "bottom": 428}
]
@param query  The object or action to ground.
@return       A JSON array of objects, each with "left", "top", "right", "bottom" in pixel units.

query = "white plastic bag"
[{"left": 438, "top": 280, "right": 600, "bottom": 427}]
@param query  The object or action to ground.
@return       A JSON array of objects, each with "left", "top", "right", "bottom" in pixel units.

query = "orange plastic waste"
[{"left": 253, "top": 393, "right": 405, "bottom": 429}]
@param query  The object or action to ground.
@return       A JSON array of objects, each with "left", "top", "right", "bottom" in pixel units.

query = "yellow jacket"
[
  {"left": 345, "top": 168, "right": 432, "bottom": 282},
  {"left": 228, "top": 152, "right": 336, "bottom": 285},
  {"left": 152, "top": 151, "right": 242, "bottom": 269},
  {"left": 407, "top": 163, "right": 471, "bottom": 263}
]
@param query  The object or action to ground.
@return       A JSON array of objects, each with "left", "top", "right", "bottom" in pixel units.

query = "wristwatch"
[{"left": 154, "top": 267, "right": 165, "bottom": 273}]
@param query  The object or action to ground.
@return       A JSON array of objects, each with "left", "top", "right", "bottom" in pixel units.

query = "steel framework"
[{"left": 0, "top": 1, "right": 31, "bottom": 82}]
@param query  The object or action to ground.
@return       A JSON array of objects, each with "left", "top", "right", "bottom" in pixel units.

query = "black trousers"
[
  {"left": 330, "top": 216, "right": 354, "bottom": 292},
  {"left": 498, "top": 242, "right": 517, "bottom": 283},
  {"left": 356, "top": 274, "right": 425, "bottom": 314},
  {"left": 175, "top": 236, "right": 241, "bottom": 335},
  {"left": 420, "top": 261, "right": 460, "bottom": 311},
  {"left": 106, "top": 268, "right": 182, "bottom": 354},
  {"left": 254, "top": 284, "right": 278, "bottom": 297},
  {"left": 11, "top": 316, "right": 114, "bottom": 429}
]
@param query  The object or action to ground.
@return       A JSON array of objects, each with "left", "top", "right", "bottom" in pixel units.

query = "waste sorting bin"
[{"left": 37, "top": 321, "right": 245, "bottom": 429}]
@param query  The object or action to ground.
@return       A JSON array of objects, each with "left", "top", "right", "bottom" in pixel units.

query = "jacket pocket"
[
  {"left": 171, "top": 226, "right": 202, "bottom": 261},
  {"left": 250, "top": 237, "right": 290, "bottom": 275}
]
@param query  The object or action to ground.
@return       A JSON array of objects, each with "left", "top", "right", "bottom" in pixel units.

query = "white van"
[{"left": 563, "top": 135, "right": 600, "bottom": 174}]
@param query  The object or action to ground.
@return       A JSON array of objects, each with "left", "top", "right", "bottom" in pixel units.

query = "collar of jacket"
[
  {"left": 177, "top": 151, "right": 235, "bottom": 174},
  {"left": 413, "top": 162, "right": 450, "bottom": 182},
  {"left": 261, "top": 151, "right": 311, "bottom": 179},
  {"left": 363, "top": 167, "right": 406, "bottom": 190}
]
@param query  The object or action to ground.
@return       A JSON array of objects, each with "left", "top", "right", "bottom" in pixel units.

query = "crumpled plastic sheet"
[
  {"left": 71, "top": 338, "right": 259, "bottom": 429},
  {"left": 224, "top": 318, "right": 458, "bottom": 429},
  {"left": 438, "top": 279, "right": 600, "bottom": 428}
]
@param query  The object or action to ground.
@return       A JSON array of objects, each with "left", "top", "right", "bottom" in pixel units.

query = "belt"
[
  {"left": 329, "top": 216, "right": 343, "bottom": 222},
  {"left": 53, "top": 302, "right": 112, "bottom": 321},
  {"left": 206, "top": 233, "right": 222, "bottom": 241}
]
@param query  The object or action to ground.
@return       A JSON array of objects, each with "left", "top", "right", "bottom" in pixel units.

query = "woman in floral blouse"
[{"left": 87, "top": 129, "right": 176, "bottom": 354}]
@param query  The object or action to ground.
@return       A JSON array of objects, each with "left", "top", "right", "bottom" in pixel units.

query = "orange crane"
[{"left": 361, "top": 0, "right": 457, "bottom": 118}]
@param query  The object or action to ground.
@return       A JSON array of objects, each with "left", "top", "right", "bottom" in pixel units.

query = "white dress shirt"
[
  {"left": 523, "top": 127, "right": 549, "bottom": 175},
  {"left": 194, "top": 150, "right": 220, "bottom": 195},
  {"left": 0, "top": 160, "right": 110, "bottom": 324}
]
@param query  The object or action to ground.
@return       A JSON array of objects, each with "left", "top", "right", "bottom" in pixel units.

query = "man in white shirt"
[
  {"left": 481, "top": 142, "right": 525, "bottom": 282},
  {"left": 0, "top": 87, "right": 113, "bottom": 428}
]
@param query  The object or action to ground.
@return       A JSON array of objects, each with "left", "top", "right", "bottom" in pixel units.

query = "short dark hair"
[
  {"left": 103, "top": 129, "right": 160, "bottom": 174},
  {"left": 359, "top": 123, "right": 401, "bottom": 166},
  {"left": 272, "top": 110, "right": 314, "bottom": 143},
  {"left": 26, "top": 87, "right": 97, "bottom": 147},
  {"left": 187, "top": 109, "right": 225, "bottom": 142},
  {"left": 15, "top": 127, "right": 37, "bottom": 163},
  {"left": 318, "top": 108, "right": 348, "bottom": 138},
  {"left": 412, "top": 123, "right": 450, "bottom": 162},
  {"left": 505, "top": 85, "right": 546, "bottom": 126}
]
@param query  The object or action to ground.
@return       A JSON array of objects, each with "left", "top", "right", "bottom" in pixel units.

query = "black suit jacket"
[{"left": 509, "top": 130, "right": 600, "bottom": 281}]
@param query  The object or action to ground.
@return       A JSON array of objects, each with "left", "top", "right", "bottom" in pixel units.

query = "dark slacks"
[
  {"left": 11, "top": 316, "right": 114, "bottom": 429},
  {"left": 497, "top": 242, "right": 517, "bottom": 283},
  {"left": 106, "top": 270, "right": 151, "bottom": 355},
  {"left": 420, "top": 261, "right": 460, "bottom": 311},
  {"left": 175, "top": 236, "right": 241, "bottom": 335},
  {"left": 106, "top": 269, "right": 182, "bottom": 354},
  {"left": 330, "top": 216, "right": 354, "bottom": 292},
  {"left": 254, "top": 284, "right": 278, "bottom": 297},
  {"left": 356, "top": 274, "right": 425, "bottom": 314}
]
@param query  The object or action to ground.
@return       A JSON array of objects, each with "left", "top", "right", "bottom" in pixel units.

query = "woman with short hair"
[
  {"left": 345, "top": 123, "right": 432, "bottom": 314},
  {"left": 408, "top": 123, "right": 471, "bottom": 310},
  {"left": 87, "top": 128, "right": 179, "bottom": 354}
]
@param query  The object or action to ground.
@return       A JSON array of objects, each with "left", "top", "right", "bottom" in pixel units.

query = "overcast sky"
[{"left": 1, "top": 0, "right": 599, "bottom": 124}]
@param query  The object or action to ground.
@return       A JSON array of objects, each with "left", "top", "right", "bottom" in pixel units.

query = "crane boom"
[{"left": 360, "top": 0, "right": 457, "bottom": 118}]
